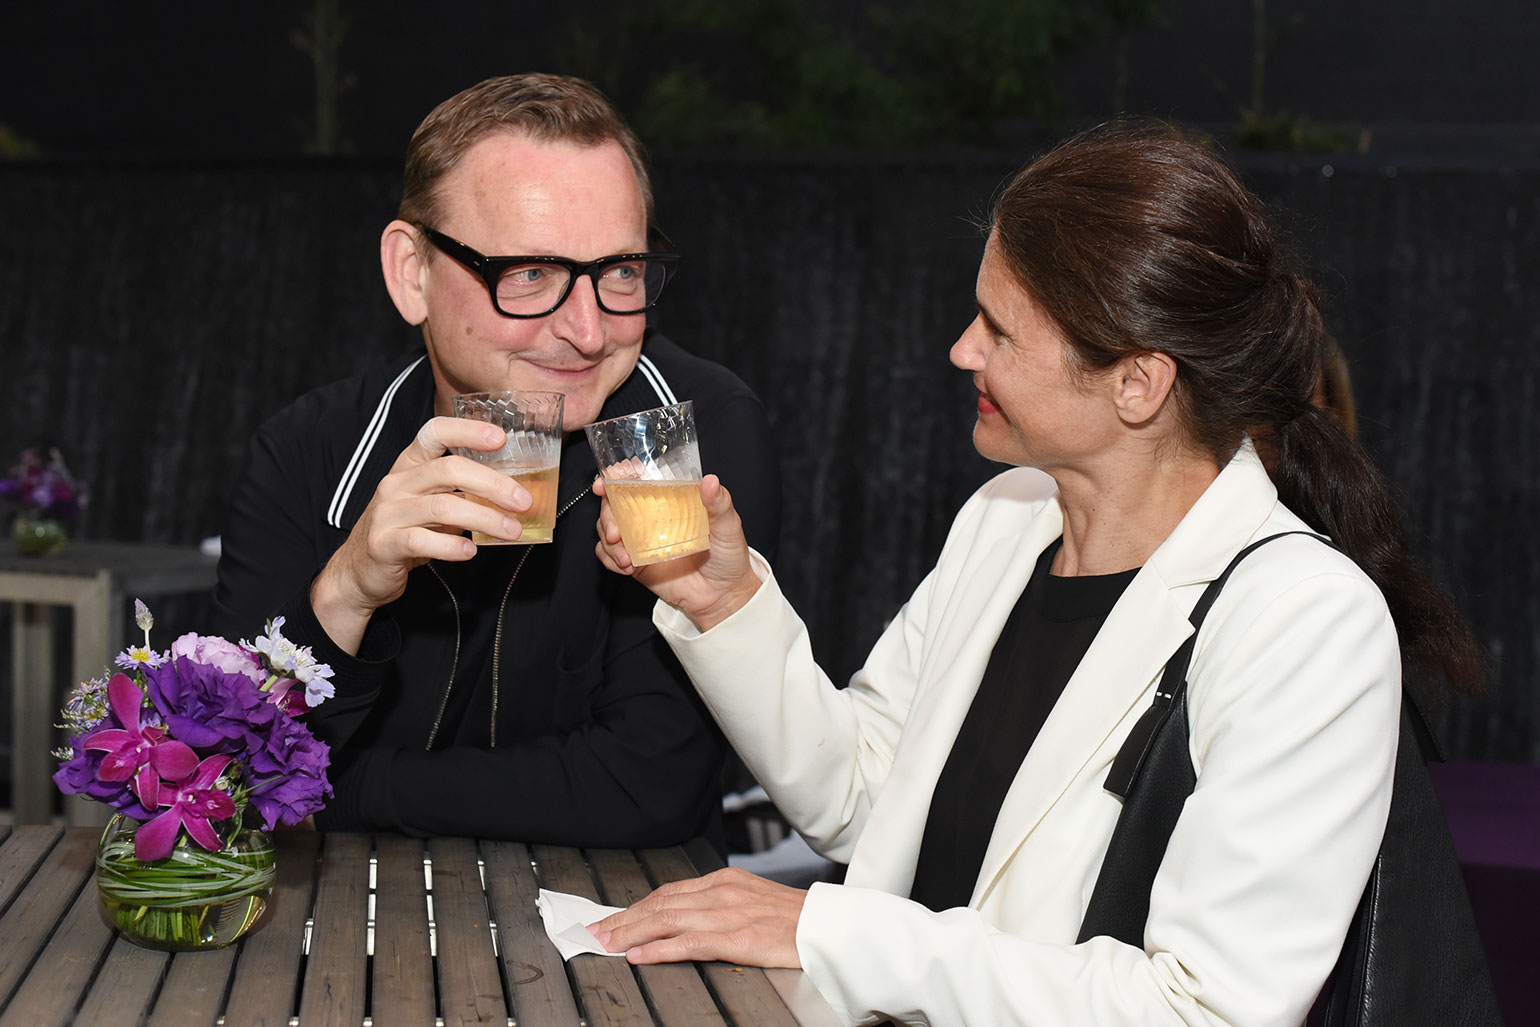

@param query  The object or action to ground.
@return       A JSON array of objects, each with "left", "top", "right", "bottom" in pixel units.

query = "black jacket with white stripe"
[{"left": 212, "top": 332, "right": 781, "bottom": 847}]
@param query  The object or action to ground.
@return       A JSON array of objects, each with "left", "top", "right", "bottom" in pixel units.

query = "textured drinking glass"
[
  {"left": 585, "top": 401, "right": 708, "bottom": 565},
  {"left": 451, "top": 390, "right": 565, "bottom": 544}
]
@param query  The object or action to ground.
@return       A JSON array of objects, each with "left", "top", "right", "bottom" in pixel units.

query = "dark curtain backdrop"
[{"left": 1, "top": 153, "right": 1536, "bottom": 767}]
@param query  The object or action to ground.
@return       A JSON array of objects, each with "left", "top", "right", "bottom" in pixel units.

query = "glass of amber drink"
[
  {"left": 585, "top": 401, "right": 708, "bottom": 565},
  {"left": 451, "top": 390, "right": 565, "bottom": 544}
]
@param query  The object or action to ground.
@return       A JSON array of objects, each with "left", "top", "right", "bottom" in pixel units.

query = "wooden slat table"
[{"left": 0, "top": 826, "right": 840, "bottom": 1027}]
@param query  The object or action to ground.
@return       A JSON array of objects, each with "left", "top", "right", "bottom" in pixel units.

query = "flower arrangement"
[
  {"left": 1, "top": 446, "right": 86, "bottom": 524},
  {"left": 54, "top": 600, "right": 334, "bottom": 861}
]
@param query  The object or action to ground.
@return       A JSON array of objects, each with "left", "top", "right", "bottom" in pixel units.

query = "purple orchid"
[
  {"left": 133, "top": 753, "right": 238, "bottom": 861},
  {"left": 79, "top": 674, "right": 198, "bottom": 808}
]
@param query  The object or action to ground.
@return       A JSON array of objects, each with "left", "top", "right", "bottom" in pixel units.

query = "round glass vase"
[
  {"left": 95, "top": 811, "right": 277, "bottom": 951},
  {"left": 12, "top": 515, "right": 68, "bottom": 556}
]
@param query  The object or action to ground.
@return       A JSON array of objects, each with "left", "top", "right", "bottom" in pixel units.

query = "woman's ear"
[
  {"left": 1113, "top": 351, "right": 1179, "bottom": 425},
  {"left": 381, "top": 220, "right": 429, "bottom": 326}
]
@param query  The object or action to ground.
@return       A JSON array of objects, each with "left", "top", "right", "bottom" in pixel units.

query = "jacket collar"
[{"left": 334, "top": 336, "right": 680, "bottom": 530}]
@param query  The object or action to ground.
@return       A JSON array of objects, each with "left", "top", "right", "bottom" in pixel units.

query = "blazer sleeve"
[
  {"left": 651, "top": 474, "right": 1036, "bottom": 861},
  {"left": 790, "top": 556, "right": 1400, "bottom": 1027},
  {"left": 656, "top": 554, "right": 933, "bottom": 861}
]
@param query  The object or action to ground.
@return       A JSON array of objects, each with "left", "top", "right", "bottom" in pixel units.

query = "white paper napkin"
[{"left": 537, "top": 888, "right": 627, "bottom": 960}]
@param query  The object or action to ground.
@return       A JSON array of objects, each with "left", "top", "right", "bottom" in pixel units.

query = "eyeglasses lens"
[{"left": 494, "top": 259, "right": 670, "bottom": 316}]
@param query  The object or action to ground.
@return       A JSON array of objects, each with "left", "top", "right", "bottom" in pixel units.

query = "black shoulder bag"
[{"left": 1077, "top": 533, "right": 1502, "bottom": 1027}]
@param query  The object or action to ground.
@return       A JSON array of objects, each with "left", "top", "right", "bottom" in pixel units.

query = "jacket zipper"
[
  {"left": 424, "top": 484, "right": 593, "bottom": 751},
  {"left": 423, "top": 562, "right": 461, "bottom": 751},
  {"left": 489, "top": 485, "right": 591, "bottom": 747}
]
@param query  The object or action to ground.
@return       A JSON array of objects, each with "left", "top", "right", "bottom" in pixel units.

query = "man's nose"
[{"left": 552, "top": 275, "right": 606, "bottom": 355}]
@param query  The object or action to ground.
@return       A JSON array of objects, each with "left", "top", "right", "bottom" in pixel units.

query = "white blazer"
[{"left": 656, "top": 443, "right": 1401, "bottom": 1027}]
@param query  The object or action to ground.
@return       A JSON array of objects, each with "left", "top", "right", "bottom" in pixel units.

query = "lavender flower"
[
  {"left": 58, "top": 674, "right": 113, "bottom": 738},
  {"left": 115, "top": 645, "right": 167, "bottom": 671}
]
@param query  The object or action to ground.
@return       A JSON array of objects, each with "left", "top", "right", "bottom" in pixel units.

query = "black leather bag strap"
[
  {"left": 1075, "top": 532, "right": 1503, "bottom": 1026},
  {"left": 1077, "top": 531, "right": 1318, "bottom": 945}
]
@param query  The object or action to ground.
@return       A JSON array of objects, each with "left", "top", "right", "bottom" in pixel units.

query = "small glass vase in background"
[
  {"left": 12, "top": 514, "right": 68, "bottom": 556},
  {"left": 95, "top": 812, "right": 277, "bottom": 951}
]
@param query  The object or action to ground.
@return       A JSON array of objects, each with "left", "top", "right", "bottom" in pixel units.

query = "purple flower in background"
[
  {"left": 133, "top": 753, "right": 238, "bottom": 861},
  {"left": 0, "top": 448, "right": 85, "bottom": 523}
]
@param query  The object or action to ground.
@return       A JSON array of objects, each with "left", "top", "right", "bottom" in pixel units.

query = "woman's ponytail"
[{"left": 1274, "top": 408, "right": 1488, "bottom": 696}]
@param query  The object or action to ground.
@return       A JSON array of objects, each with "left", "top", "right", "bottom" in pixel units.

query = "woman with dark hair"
[{"left": 587, "top": 124, "right": 1484, "bottom": 1026}]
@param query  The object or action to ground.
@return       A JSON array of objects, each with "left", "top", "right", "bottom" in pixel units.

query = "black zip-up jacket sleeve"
[{"left": 213, "top": 338, "right": 781, "bottom": 847}]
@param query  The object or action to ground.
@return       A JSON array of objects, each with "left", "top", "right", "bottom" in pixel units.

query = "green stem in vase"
[{"left": 95, "top": 814, "right": 276, "bottom": 951}]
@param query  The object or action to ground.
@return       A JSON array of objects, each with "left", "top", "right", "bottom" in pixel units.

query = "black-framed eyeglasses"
[{"left": 414, "top": 223, "right": 680, "bottom": 319}]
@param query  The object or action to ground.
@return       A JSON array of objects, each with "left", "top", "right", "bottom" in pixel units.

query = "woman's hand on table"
[
  {"left": 589, "top": 867, "right": 806, "bottom": 968},
  {"left": 593, "top": 473, "right": 762, "bottom": 632}
]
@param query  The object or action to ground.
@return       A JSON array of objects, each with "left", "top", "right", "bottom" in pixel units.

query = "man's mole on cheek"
[{"left": 465, "top": 325, "right": 474, "bottom": 335}]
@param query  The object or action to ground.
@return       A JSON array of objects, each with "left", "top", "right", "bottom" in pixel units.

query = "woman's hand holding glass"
[{"left": 593, "top": 474, "right": 763, "bottom": 632}]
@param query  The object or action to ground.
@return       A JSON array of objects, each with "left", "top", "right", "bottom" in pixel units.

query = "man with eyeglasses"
[{"left": 212, "top": 74, "right": 780, "bottom": 848}]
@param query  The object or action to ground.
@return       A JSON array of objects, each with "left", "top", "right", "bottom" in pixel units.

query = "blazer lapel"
[
  {"left": 969, "top": 441, "right": 1283, "bottom": 904},
  {"left": 843, "top": 500, "right": 1064, "bottom": 896},
  {"left": 969, "top": 567, "right": 1194, "bottom": 904}
]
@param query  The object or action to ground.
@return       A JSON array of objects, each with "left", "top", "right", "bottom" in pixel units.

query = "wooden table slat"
[
  {"left": 370, "top": 835, "right": 435, "bottom": 1027},
  {"left": 297, "top": 832, "right": 371, "bottom": 1027},
  {"left": 220, "top": 830, "right": 320, "bottom": 1027},
  {"left": 639, "top": 847, "right": 805, "bottom": 1027},
  {"left": 73, "top": 936, "right": 172, "bottom": 1027},
  {"left": 590, "top": 848, "right": 728, "bottom": 1027},
  {"left": 0, "top": 869, "right": 117, "bottom": 1027},
  {"left": 481, "top": 840, "right": 581, "bottom": 1027},
  {"left": 427, "top": 837, "right": 507, "bottom": 1027},
  {"left": 0, "top": 828, "right": 836, "bottom": 1027},
  {"left": 145, "top": 948, "right": 236, "bottom": 1027},
  {"left": 0, "top": 826, "right": 95, "bottom": 1002},
  {"left": 533, "top": 843, "right": 654, "bottom": 1027},
  {"left": 0, "top": 824, "right": 65, "bottom": 915}
]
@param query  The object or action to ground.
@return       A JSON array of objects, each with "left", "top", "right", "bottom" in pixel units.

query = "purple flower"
[
  {"left": 53, "top": 746, "right": 156, "bottom": 820},
  {"left": 2, "top": 448, "right": 84, "bottom": 523},
  {"left": 245, "top": 706, "right": 332, "bottom": 828},
  {"left": 141, "top": 655, "right": 331, "bottom": 830},
  {"left": 169, "top": 633, "right": 266, "bottom": 685},
  {"left": 78, "top": 674, "right": 198, "bottom": 810},
  {"left": 134, "top": 753, "right": 238, "bottom": 861},
  {"left": 55, "top": 608, "right": 334, "bottom": 837},
  {"left": 145, "top": 656, "right": 273, "bottom": 755}
]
